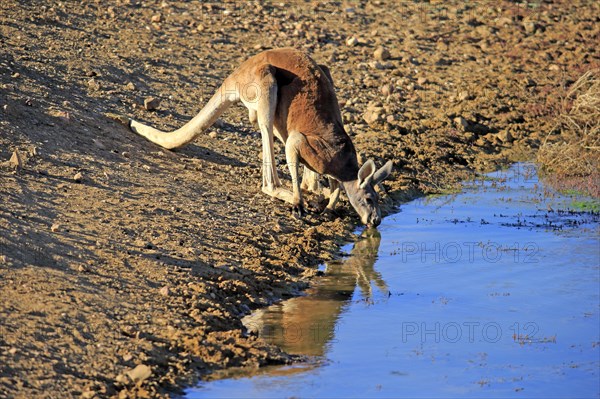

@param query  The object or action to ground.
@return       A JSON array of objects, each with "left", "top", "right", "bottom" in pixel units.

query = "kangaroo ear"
[
  {"left": 373, "top": 160, "right": 394, "bottom": 185},
  {"left": 358, "top": 159, "right": 377, "bottom": 188}
]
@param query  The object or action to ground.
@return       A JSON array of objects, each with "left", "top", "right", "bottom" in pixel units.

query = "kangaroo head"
[{"left": 343, "top": 159, "right": 394, "bottom": 228}]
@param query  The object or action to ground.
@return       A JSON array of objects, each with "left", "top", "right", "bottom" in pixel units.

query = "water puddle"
[{"left": 187, "top": 164, "right": 599, "bottom": 398}]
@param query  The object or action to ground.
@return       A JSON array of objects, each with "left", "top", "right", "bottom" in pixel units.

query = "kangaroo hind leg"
[
  {"left": 285, "top": 131, "right": 308, "bottom": 218},
  {"left": 255, "top": 65, "right": 294, "bottom": 204}
]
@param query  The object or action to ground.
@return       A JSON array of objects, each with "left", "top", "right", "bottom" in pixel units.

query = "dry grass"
[{"left": 537, "top": 69, "right": 600, "bottom": 197}]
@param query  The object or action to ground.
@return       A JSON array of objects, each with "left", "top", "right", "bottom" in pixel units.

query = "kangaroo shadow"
[{"left": 244, "top": 229, "right": 385, "bottom": 358}]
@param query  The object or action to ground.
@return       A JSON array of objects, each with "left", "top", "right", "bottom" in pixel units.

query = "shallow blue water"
[{"left": 187, "top": 164, "right": 600, "bottom": 399}]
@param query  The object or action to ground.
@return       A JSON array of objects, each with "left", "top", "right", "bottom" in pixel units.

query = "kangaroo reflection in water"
[{"left": 244, "top": 229, "right": 386, "bottom": 357}]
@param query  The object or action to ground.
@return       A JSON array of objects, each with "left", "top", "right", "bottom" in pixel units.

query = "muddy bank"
[{"left": 0, "top": 1, "right": 598, "bottom": 398}]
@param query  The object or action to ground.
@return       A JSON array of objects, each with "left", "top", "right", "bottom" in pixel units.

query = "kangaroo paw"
[
  {"left": 262, "top": 186, "right": 294, "bottom": 204},
  {"left": 292, "top": 203, "right": 306, "bottom": 219},
  {"left": 320, "top": 207, "right": 340, "bottom": 219}
]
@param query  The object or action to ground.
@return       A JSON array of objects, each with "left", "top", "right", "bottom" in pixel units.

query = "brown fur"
[
  {"left": 126, "top": 48, "right": 392, "bottom": 226},
  {"left": 229, "top": 48, "right": 359, "bottom": 182}
]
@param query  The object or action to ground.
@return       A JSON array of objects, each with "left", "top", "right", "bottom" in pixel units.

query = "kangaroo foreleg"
[
  {"left": 326, "top": 178, "right": 341, "bottom": 210},
  {"left": 301, "top": 167, "right": 322, "bottom": 194}
]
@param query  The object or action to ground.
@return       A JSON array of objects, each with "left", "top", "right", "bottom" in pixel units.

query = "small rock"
[
  {"left": 9, "top": 150, "right": 23, "bottom": 169},
  {"left": 159, "top": 286, "right": 170, "bottom": 296},
  {"left": 346, "top": 36, "right": 358, "bottom": 46},
  {"left": 381, "top": 84, "right": 394, "bottom": 96},
  {"left": 126, "top": 364, "right": 152, "bottom": 384},
  {"left": 78, "top": 264, "right": 89, "bottom": 273},
  {"left": 51, "top": 223, "right": 61, "bottom": 232},
  {"left": 463, "top": 132, "right": 476, "bottom": 142},
  {"left": 523, "top": 21, "right": 538, "bottom": 34},
  {"left": 144, "top": 97, "right": 161, "bottom": 111},
  {"left": 125, "top": 82, "right": 136, "bottom": 90},
  {"left": 457, "top": 91, "right": 471, "bottom": 101},
  {"left": 73, "top": 172, "right": 83, "bottom": 183},
  {"left": 475, "top": 25, "right": 494, "bottom": 37},
  {"left": 114, "top": 374, "right": 128, "bottom": 385},
  {"left": 454, "top": 116, "right": 490, "bottom": 135},
  {"left": 87, "top": 78, "right": 100, "bottom": 91},
  {"left": 417, "top": 77, "right": 428, "bottom": 85},
  {"left": 497, "top": 130, "right": 514, "bottom": 143},
  {"left": 151, "top": 14, "right": 162, "bottom": 23},
  {"left": 496, "top": 16, "right": 513, "bottom": 27},
  {"left": 373, "top": 46, "right": 390, "bottom": 61},
  {"left": 208, "top": 131, "right": 218, "bottom": 139},
  {"left": 81, "top": 390, "right": 96, "bottom": 399},
  {"left": 523, "top": 77, "right": 537, "bottom": 87},
  {"left": 92, "top": 139, "right": 106, "bottom": 150},
  {"left": 363, "top": 109, "right": 383, "bottom": 125},
  {"left": 454, "top": 116, "right": 470, "bottom": 130},
  {"left": 436, "top": 41, "right": 449, "bottom": 51},
  {"left": 11, "top": 72, "right": 20, "bottom": 79},
  {"left": 122, "top": 353, "right": 133, "bottom": 362},
  {"left": 8, "top": 347, "right": 17, "bottom": 355}
]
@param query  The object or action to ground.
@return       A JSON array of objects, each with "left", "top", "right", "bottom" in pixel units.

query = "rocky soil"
[{"left": 1, "top": 1, "right": 598, "bottom": 398}]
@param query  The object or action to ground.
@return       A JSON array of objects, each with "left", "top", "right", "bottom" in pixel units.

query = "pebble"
[
  {"left": 144, "top": 97, "right": 161, "bottom": 111},
  {"left": 151, "top": 14, "right": 162, "bottom": 23},
  {"left": 454, "top": 116, "right": 470, "bottom": 130},
  {"left": 126, "top": 364, "right": 152, "bottom": 383},
  {"left": 381, "top": 83, "right": 394, "bottom": 96},
  {"left": 92, "top": 139, "right": 106, "bottom": 150},
  {"left": 523, "top": 21, "right": 538, "bottom": 34},
  {"left": 9, "top": 150, "right": 23, "bottom": 169},
  {"left": 159, "top": 286, "right": 170, "bottom": 296},
  {"left": 51, "top": 223, "right": 61, "bottom": 232},
  {"left": 87, "top": 78, "right": 100, "bottom": 91},
  {"left": 497, "top": 130, "right": 514, "bottom": 143},
  {"left": 346, "top": 36, "right": 358, "bottom": 46},
  {"left": 125, "top": 82, "right": 136, "bottom": 90},
  {"left": 373, "top": 46, "right": 390, "bottom": 61},
  {"left": 457, "top": 91, "right": 471, "bottom": 101},
  {"left": 81, "top": 391, "right": 96, "bottom": 399},
  {"left": 417, "top": 77, "right": 428, "bottom": 85},
  {"left": 208, "top": 131, "right": 218, "bottom": 139},
  {"left": 73, "top": 172, "right": 83, "bottom": 183},
  {"left": 363, "top": 109, "right": 383, "bottom": 125},
  {"left": 523, "top": 77, "right": 537, "bottom": 87}
]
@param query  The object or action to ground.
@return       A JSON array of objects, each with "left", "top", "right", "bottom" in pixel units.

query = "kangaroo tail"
[{"left": 128, "top": 80, "right": 237, "bottom": 150}]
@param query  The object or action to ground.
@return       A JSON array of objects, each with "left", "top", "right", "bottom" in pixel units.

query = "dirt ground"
[{"left": 0, "top": 1, "right": 598, "bottom": 398}]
